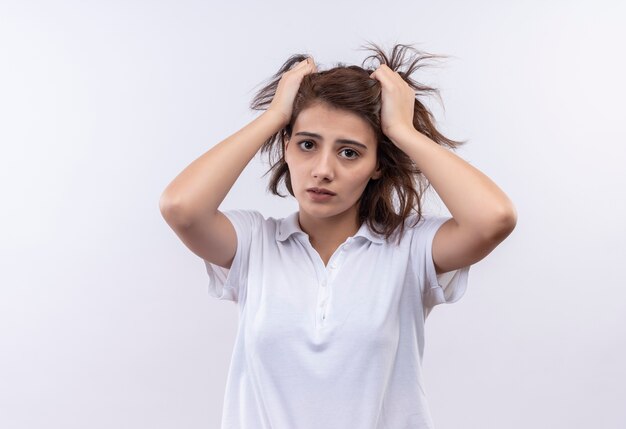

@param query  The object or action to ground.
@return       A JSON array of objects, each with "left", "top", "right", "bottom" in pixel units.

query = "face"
[{"left": 284, "top": 102, "right": 382, "bottom": 222}]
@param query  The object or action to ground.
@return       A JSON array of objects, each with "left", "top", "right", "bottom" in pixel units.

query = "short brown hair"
[{"left": 250, "top": 41, "right": 467, "bottom": 245}]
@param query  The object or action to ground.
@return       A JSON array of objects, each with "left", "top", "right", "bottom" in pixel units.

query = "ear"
[
  {"left": 284, "top": 136, "right": 290, "bottom": 162},
  {"left": 371, "top": 164, "right": 382, "bottom": 180}
]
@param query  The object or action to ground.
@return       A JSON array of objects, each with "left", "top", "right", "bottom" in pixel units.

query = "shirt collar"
[{"left": 276, "top": 211, "right": 385, "bottom": 244}]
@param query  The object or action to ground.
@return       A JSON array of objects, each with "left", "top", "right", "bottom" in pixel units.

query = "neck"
[{"left": 298, "top": 209, "right": 360, "bottom": 246}]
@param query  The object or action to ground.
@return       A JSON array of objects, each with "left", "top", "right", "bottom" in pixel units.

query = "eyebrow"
[{"left": 294, "top": 131, "right": 369, "bottom": 151}]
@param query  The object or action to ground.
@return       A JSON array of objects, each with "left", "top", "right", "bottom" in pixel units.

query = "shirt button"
[
  {"left": 321, "top": 279, "right": 327, "bottom": 287},
  {"left": 319, "top": 299, "right": 326, "bottom": 307}
]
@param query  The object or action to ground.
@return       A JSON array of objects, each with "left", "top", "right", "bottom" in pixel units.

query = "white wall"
[{"left": 1, "top": 1, "right": 625, "bottom": 428}]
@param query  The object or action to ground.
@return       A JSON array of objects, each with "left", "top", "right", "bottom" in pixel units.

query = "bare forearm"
[
  {"left": 159, "top": 110, "right": 286, "bottom": 225},
  {"left": 391, "top": 128, "right": 517, "bottom": 237}
]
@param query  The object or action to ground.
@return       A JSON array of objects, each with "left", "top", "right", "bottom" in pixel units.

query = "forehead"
[{"left": 292, "top": 103, "right": 375, "bottom": 145}]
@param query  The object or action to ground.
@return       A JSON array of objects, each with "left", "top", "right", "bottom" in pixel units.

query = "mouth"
[
  {"left": 307, "top": 189, "right": 335, "bottom": 201},
  {"left": 307, "top": 188, "right": 336, "bottom": 196}
]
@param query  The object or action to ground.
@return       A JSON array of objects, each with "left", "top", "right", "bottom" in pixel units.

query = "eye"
[
  {"left": 298, "top": 140, "right": 315, "bottom": 151},
  {"left": 340, "top": 148, "right": 360, "bottom": 159},
  {"left": 297, "top": 140, "right": 361, "bottom": 160}
]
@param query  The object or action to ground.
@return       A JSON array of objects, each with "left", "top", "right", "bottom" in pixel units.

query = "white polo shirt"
[{"left": 204, "top": 209, "right": 470, "bottom": 429}]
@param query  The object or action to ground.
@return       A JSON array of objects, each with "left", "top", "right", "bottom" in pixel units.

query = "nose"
[{"left": 311, "top": 149, "right": 335, "bottom": 181}]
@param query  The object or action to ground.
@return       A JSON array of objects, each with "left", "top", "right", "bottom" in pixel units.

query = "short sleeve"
[
  {"left": 411, "top": 215, "right": 471, "bottom": 314},
  {"left": 203, "top": 209, "right": 262, "bottom": 303}
]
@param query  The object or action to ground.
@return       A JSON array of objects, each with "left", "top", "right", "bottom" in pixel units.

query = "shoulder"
[
  {"left": 366, "top": 213, "right": 449, "bottom": 247},
  {"left": 218, "top": 209, "right": 273, "bottom": 237},
  {"left": 221, "top": 209, "right": 272, "bottom": 224},
  {"left": 405, "top": 212, "right": 451, "bottom": 237},
  {"left": 403, "top": 213, "right": 453, "bottom": 263}
]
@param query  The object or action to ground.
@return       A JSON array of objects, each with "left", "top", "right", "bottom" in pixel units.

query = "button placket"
[
  {"left": 315, "top": 241, "right": 353, "bottom": 327},
  {"left": 318, "top": 240, "right": 355, "bottom": 326},
  {"left": 320, "top": 250, "right": 345, "bottom": 309},
  {"left": 317, "top": 274, "right": 328, "bottom": 303},
  {"left": 317, "top": 273, "right": 331, "bottom": 325}
]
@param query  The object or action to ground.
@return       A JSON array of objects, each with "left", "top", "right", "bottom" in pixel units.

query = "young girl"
[{"left": 159, "top": 43, "right": 516, "bottom": 429}]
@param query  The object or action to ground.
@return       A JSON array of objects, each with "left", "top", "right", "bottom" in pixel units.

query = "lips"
[{"left": 307, "top": 187, "right": 336, "bottom": 195}]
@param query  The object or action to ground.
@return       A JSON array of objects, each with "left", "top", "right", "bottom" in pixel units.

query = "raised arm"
[
  {"left": 158, "top": 57, "right": 316, "bottom": 268},
  {"left": 159, "top": 110, "right": 286, "bottom": 226}
]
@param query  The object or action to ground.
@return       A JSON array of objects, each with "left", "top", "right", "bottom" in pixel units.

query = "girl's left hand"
[{"left": 369, "top": 64, "right": 416, "bottom": 143}]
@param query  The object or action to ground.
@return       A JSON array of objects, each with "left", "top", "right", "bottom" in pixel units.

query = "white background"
[{"left": 1, "top": 1, "right": 625, "bottom": 428}]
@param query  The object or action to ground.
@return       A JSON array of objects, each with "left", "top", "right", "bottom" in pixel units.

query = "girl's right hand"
[{"left": 267, "top": 57, "right": 317, "bottom": 125}]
